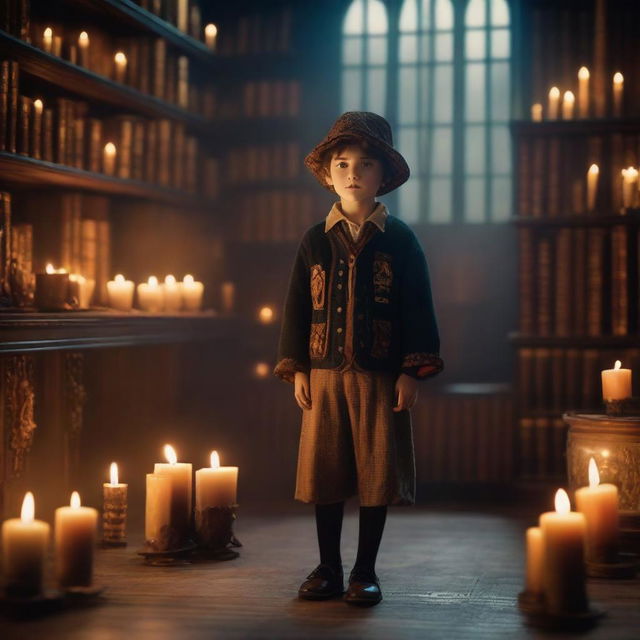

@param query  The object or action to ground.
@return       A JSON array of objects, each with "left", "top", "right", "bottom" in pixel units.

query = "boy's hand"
[
  {"left": 294, "top": 371, "right": 312, "bottom": 411},
  {"left": 394, "top": 373, "right": 418, "bottom": 412}
]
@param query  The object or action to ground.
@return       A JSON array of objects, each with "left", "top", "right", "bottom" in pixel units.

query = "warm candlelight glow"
[
  {"left": 115, "top": 274, "right": 125, "bottom": 283},
  {"left": 259, "top": 306, "right": 274, "bottom": 323},
  {"left": 588, "top": 457, "right": 600, "bottom": 488},
  {"left": 79, "top": 31, "right": 89, "bottom": 46},
  {"left": 104, "top": 142, "right": 116, "bottom": 156},
  {"left": 70, "top": 491, "right": 81, "bottom": 509},
  {"left": 531, "top": 103, "right": 542, "bottom": 122},
  {"left": 114, "top": 51, "right": 127, "bottom": 65},
  {"left": 34, "top": 99, "right": 43, "bottom": 114},
  {"left": 549, "top": 86, "right": 560, "bottom": 100},
  {"left": 588, "top": 164, "right": 599, "bottom": 177},
  {"left": 614, "top": 360, "right": 622, "bottom": 370},
  {"left": 165, "top": 275, "right": 176, "bottom": 285},
  {"left": 164, "top": 444, "right": 177, "bottom": 465},
  {"left": 21, "top": 492, "right": 35, "bottom": 524},
  {"left": 578, "top": 66, "right": 590, "bottom": 81},
  {"left": 46, "top": 263, "right": 55, "bottom": 274},
  {"left": 148, "top": 276, "right": 159, "bottom": 287},
  {"left": 110, "top": 462, "right": 119, "bottom": 486},
  {"left": 562, "top": 90, "right": 575, "bottom": 119},
  {"left": 613, "top": 72, "right": 624, "bottom": 87},
  {"left": 183, "top": 274, "right": 194, "bottom": 284},
  {"left": 205, "top": 24, "right": 218, "bottom": 38},
  {"left": 554, "top": 488, "right": 570, "bottom": 515},
  {"left": 210, "top": 450, "right": 220, "bottom": 469},
  {"left": 547, "top": 86, "right": 560, "bottom": 120},
  {"left": 44, "top": 27, "right": 52, "bottom": 38},
  {"left": 255, "top": 362, "right": 270, "bottom": 378}
]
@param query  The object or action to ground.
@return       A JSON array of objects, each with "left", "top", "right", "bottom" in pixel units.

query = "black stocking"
[
  {"left": 315, "top": 501, "right": 344, "bottom": 569},
  {"left": 354, "top": 505, "right": 387, "bottom": 574}
]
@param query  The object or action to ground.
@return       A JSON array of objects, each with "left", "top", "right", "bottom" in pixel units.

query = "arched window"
[{"left": 341, "top": 0, "right": 389, "bottom": 116}]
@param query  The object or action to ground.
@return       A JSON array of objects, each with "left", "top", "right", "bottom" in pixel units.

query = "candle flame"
[
  {"left": 210, "top": 450, "right": 220, "bottom": 468},
  {"left": 69, "top": 273, "right": 85, "bottom": 283},
  {"left": 110, "top": 462, "right": 119, "bottom": 485},
  {"left": 104, "top": 142, "right": 116, "bottom": 155},
  {"left": 34, "top": 99, "right": 43, "bottom": 113},
  {"left": 79, "top": 31, "right": 89, "bottom": 45},
  {"left": 614, "top": 72, "right": 624, "bottom": 85},
  {"left": 44, "top": 27, "right": 53, "bottom": 38},
  {"left": 183, "top": 274, "right": 194, "bottom": 284},
  {"left": 46, "top": 263, "right": 55, "bottom": 274},
  {"left": 21, "top": 492, "right": 35, "bottom": 523},
  {"left": 148, "top": 276, "right": 159, "bottom": 287},
  {"left": 588, "top": 163, "right": 599, "bottom": 176},
  {"left": 255, "top": 362, "right": 270, "bottom": 378},
  {"left": 259, "top": 306, "right": 274, "bottom": 323},
  {"left": 563, "top": 90, "right": 575, "bottom": 103},
  {"left": 588, "top": 457, "right": 600, "bottom": 488},
  {"left": 70, "top": 491, "right": 81, "bottom": 508},
  {"left": 205, "top": 23, "right": 218, "bottom": 37},
  {"left": 115, "top": 274, "right": 125, "bottom": 283},
  {"left": 549, "top": 86, "right": 560, "bottom": 99},
  {"left": 614, "top": 360, "right": 622, "bottom": 370},
  {"left": 165, "top": 274, "right": 176, "bottom": 285},
  {"left": 578, "top": 66, "right": 590, "bottom": 80},
  {"left": 554, "top": 488, "right": 570, "bottom": 515},
  {"left": 164, "top": 444, "right": 177, "bottom": 465},
  {"left": 114, "top": 51, "right": 127, "bottom": 65}
]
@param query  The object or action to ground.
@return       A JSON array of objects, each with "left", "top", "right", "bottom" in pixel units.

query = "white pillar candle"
[
  {"left": 539, "top": 489, "right": 588, "bottom": 614},
  {"left": 163, "top": 274, "right": 183, "bottom": 312},
  {"left": 103, "top": 142, "right": 116, "bottom": 176},
  {"left": 587, "top": 163, "right": 599, "bottom": 211},
  {"left": 613, "top": 72, "right": 623, "bottom": 117},
  {"left": 562, "top": 90, "right": 575, "bottom": 120},
  {"left": 52, "top": 35, "right": 62, "bottom": 57},
  {"left": 602, "top": 360, "right": 632, "bottom": 400},
  {"left": 114, "top": 51, "right": 127, "bottom": 84},
  {"left": 32, "top": 98, "right": 43, "bottom": 159},
  {"left": 107, "top": 274, "right": 135, "bottom": 311},
  {"left": 547, "top": 87, "right": 560, "bottom": 120},
  {"left": 525, "top": 526, "right": 544, "bottom": 595},
  {"left": 621, "top": 167, "right": 638, "bottom": 209},
  {"left": 195, "top": 451, "right": 238, "bottom": 509},
  {"left": 181, "top": 274, "right": 203, "bottom": 311},
  {"left": 55, "top": 492, "right": 98, "bottom": 589},
  {"left": 578, "top": 66, "right": 590, "bottom": 118},
  {"left": 103, "top": 462, "right": 128, "bottom": 545},
  {"left": 137, "top": 276, "right": 164, "bottom": 312},
  {"left": 69, "top": 274, "right": 95, "bottom": 309},
  {"left": 42, "top": 27, "right": 53, "bottom": 53},
  {"left": 78, "top": 31, "right": 90, "bottom": 68},
  {"left": 1, "top": 492, "right": 50, "bottom": 598},
  {"left": 530, "top": 103, "right": 542, "bottom": 122},
  {"left": 145, "top": 473, "right": 172, "bottom": 548},
  {"left": 204, "top": 23, "right": 217, "bottom": 51}
]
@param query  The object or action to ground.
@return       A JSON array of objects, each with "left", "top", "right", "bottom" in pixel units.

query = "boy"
[{"left": 274, "top": 112, "right": 443, "bottom": 606}]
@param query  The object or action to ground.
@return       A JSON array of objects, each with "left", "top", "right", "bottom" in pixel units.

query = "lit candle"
[
  {"left": 163, "top": 274, "right": 182, "bottom": 312},
  {"left": 1, "top": 492, "right": 50, "bottom": 598},
  {"left": 35, "top": 263, "right": 71, "bottom": 310},
  {"left": 32, "top": 99, "right": 43, "bottom": 159},
  {"left": 621, "top": 167, "right": 638, "bottom": 209},
  {"left": 103, "top": 462, "right": 128, "bottom": 546},
  {"left": 52, "top": 35, "right": 62, "bottom": 57},
  {"left": 539, "top": 489, "right": 588, "bottom": 614},
  {"left": 613, "top": 72, "right": 623, "bottom": 117},
  {"left": 547, "top": 87, "right": 560, "bottom": 120},
  {"left": 525, "top": 526, "right": 544, "bottom": 596},
  {"left": 530, "top": 103, "right": 542, "bottom": 122},
  {"left": 154, "top": 445, "right": 193, "bottom": 545},
  {"left": 106, "top": 274, "right": 135, "bottom": 311},
  {"left": 258, "top": 305, "right": 274, "bottom": 324},
  {"left": 78, "top": 31, "right": 89, "bottom": 68},
  {"left": 578, "top": 66, "right": 590, "bottom": 118},
  {"left": 255, "top": 362, "right": 270, "bottom": 378},
  {"left": 181, "top": 274, "right": 204, "bottom": 311},
  {"left": 575, "top": 458, "right": 620, "bottom": 564},
  {"left": 69, "top": 273, "right": 95, "bottom": 309},
  {"left": 145, "top": 472, "right": 172, "bottom": 550},
  {"left": 55, "top": 491, "right": 98, "bottom": 589},
  {"left": 103, "top": 142, "right": 117, "bottom": 176},
  {"left": 42, "top": 27, "right": 53, "bottom": 53},
  {"left": 587, "top": 163, "right": 599, "bottom": 211},
  {"left": 562, "top": 90, "right": 575, "bottom": 120},
  {"left": 114, "top": 51, "right": 127, "bottom": 84},
  {"left": 195, "top": 451, "right": 238, "bottom": 511},
  {"left": 601, "top": 360, "right": 632, "bottom": 401},
  {"left": 137, "top": 276, "right": 164, "bottom": 312},
  {"left": 204, "top": 23, "right": 218, "bottom": 51}
]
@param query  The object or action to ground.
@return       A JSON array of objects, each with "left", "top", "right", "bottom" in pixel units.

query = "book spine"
[
  {"left": 7, "top": 61, "right": 18, "bottom": 153},
  {"left": 554, "top": 228, "right": 571, "bottom": 336},
  {"left": 537, "top": 238, "right": 552, "bottom": 336},
  {"left": 0, "top": 61, "right": 9, "bottom": 151},
  {"left": 42, "top": 108, "right": 53, "bottom": 162},
  {"left": 519, "top": 227, "right": 535, "bottom": 334},
  {"left": 611, "top": 224, "right": 629, "bottom": 335},
  {"left": 17, "top": 94, "right": 31, "bottom": 156}
]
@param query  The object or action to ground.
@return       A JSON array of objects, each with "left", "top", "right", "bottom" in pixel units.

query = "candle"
[
  {"left": 613, "top": 72, "right": 623, "bottom": 117},
  {"left": 69, "top": 274, "right": 95, "bottom": 309},
  {"left": 78, "top": 31, "right": 89, "bottom": 68},
  {"left": 106, "top": 273, "right": 135, "bottom": 311},
  {"left": 621, "top": 167, "right": 638, "bottom": 209},
  {"left": 539, "top": 489, "right": 588, "bottom": 614},
  {"left": 1, "top": 492, "right": 50, "bottom": 598},
  {"left": 575, "top": 458, "right": 619, "bottom": 564},
  {"left": 547, "top": 87, "right": 560, "bottom": 120},
  {"left": 530, "top": 103, "right": 542, "bottom": 122},
  {"left": 137, "top": 276, "right": 164, "bottom": 311},
  {"left": 562, "top": 90, "right": 575, "bottom": 120},
  {"left": 114, "top": 51, "right": 127, "bottom": 84},
  {"left": 181, "top": 274, "right": 203, "bottom": 311},
  {"left": 258, "top": 305, "right": 274, "bottom": 324},
  {"left": 52, "top": 36, "right": 62, "bottom": 57},
  {"left": 195, "top": 451, "right": 238, "bottom": 510},
  {"left": 31, "top": 99, "right": 43, "bottom": 159},
  {"left": 103, "top": 462, "right": 128, "bottom": 546},
  {"left": 35, "top": 263, "right": 71, "bottom": 310},
  {"left": 163, "top": 274, "right": 182, "bottom": 312},
  {"left": 221, "top": 281, "right": 235, "bottom": 313},
  {"left": 587, "top": 163, "right": 599, "bottom": 211},
  {"left": 154, "top": 445, "right": 193, "bottom": 545},
  {"left": 601, "top": 360, "right": 632, "bottom": 400},
  {"left": 578, "top": 67, "right": 590, "bottom": 118},
  {"left": 255, "top": 362, "right": 270, "bottom": 378},
  {"left": 103, "top": 142, "right": 117, "bottom": 176},
  {"left": 55, "top": 491, "right": 98, "bottom": 589},
  {"left": 42, "top": 27, "right": 53, "bottom": 53},
  {"left": 204, "top": 23, "right": 218, "bottom": 51},
  {"left": 145, "top": 473, "right": 172, "bottom": 550},
  {"left": 525, "top": 526, "right": 544, "bottom": 596}
]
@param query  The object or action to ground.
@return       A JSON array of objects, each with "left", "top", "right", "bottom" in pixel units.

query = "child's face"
[{"left": 325, "top": 145, "right": 384, "bottom": 203}]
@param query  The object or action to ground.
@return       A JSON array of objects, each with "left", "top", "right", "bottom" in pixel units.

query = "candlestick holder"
[
  {"left": 101, "top": 486, "right": 127, "bottom": 548},
  {"left": 195, "top": 504, "right": 242, "bottom": 560},
  {"left": 586, "top": 552, "right": 639, "bottom": 579},
  {"left": 518, "top": 600, "right": 606, "bottom": 631},
  {"left": 604, "top": 398, "right": 627, "bottom": 417}
]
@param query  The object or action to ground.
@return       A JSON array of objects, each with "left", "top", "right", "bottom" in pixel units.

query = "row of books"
[
  {"left": 135, "top": 0, "right": 203, "bottom": 40},
  {"left": 518, "top": 225, "right": 638, "bottom": 337},
  {"left": 225, "top": 142, "right": 300, "bottom": 185},
  {"left": 0, "top": 0, "right": 29, "bottom": 42}
]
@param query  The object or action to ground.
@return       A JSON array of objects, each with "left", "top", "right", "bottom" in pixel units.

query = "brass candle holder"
[{"left": 195, "top": 504, "right": 242, "bottom": 560}]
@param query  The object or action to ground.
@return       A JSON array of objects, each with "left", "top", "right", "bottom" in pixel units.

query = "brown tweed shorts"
[{"left": 295, "top": 368, "right": 416, "bottom": 506}]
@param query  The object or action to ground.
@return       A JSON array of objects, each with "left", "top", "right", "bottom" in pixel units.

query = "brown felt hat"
[{"left": 304, "top": 111, "right": 410, "bottom": 196}]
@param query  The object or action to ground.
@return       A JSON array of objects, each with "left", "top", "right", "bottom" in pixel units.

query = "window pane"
[
  {"left": 429, "top": 177, "right": 452, "bottom": 222},
  {"left": 420, "top": 0, "right": 431, "bottom": 31},
  {"left": 399, "top": 34, "right": 418, "bottom": 63},
  {"left": 491, "top": 28, "right": 510, "bottom": 58},
  {"left": 367, "top": 0, "right": 389, "bottom": 34},
  {"left": 491, "top": 126, "right": 510, "bottom": 174},
  {"left": 399, "top": 68, "right": 418, "bottom": 124},
  {"left": 400, "top": 0, "right": 418, "bottom": 32},
  {"left": 465, "top": 62, "right": 486, "bottom": 121},
  {"left": 344, "top": 0, "right": 364, "bottom": 34},
  {"left": 465, "top": 29, "right": 485, "bottom": 60},
  {"left": 466, "top": 0, "right": 486, "bottom": 27},
  {"left": 433, "top": 64, "right": 453, "bottom": 123},
  {"left": 399, "top": 177, "right": 420, "bottom": 222},
  {"left": 465, "top": 177, "right": 486, "bottom": 222},
  {"left": 491, "top": 0, "right": 510, "bottom": 27},
  {"left": 490, "top": 61, "right": 510, "bottom": 121},
  {"left": 420, "top": 33, "right": 431, "bottom": 62},
  {"left": 465, "top": 125, "right": 485, "bottom": 174},
  {"left": 399, "top": 126, "right": 420, "bottom": 173},
  {"left": 434, "top": 32, "right": 453, "bottom": 61},
  {"left": 435, "top": 0, "right": 454, "bottom": 30},
  {"left": 367, "top": 35, "right": 387, "bottom": 64},
  {"left": 367, "top": 68, "right": 386, "bottom": 114},
  {"left": 491, "top": 176, "right": 511, "bottom": 221},
  {"left": 342, "top": 69, "right": 362, "bottom": 111},
  {"left": 431, "top": 126, "right": 452, "bottom": 175},
  {"left": 343, "top": 36, "right": 362, "bottom": 65}
]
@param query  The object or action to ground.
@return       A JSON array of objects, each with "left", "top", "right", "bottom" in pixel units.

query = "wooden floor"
[{"left": 3, "top": 501, "right": 639, "bottom": 639}]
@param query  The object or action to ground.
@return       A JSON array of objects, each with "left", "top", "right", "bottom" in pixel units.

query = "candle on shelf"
[
  {"left": 69, "top": 274, "right": 95, "bottom": 309},
  {"left": 55, "top": 491, "right": 98, "bottom": 589},
  {"left": 221, "top": 281, "right": 235, "bottom": 313},
  {"left": 78, "top": 31, "right": 89, "bottom": 68},
  {"left": 525, "top": 526, "right": 544, "bottom": 596},
  {"left": 42, "top": 27, "right": 53, "bottom": 53},
  {"left": 107, "top": 274, "right": 135, "bottom": 311},
  {"left": 153, "top": 445, "right": 193, "bottom": 546},
  {"left": 163, "top": 274, "right": 182, "bottom": 312},
  {"left": 1, "top": 492, "right": 50, "bottom": 598},
  {"left": 145, "top": 472, "right": 172, "bottom": 550},
  {"left": 52, "top": 36, "right": 62, "bottom": 57},
  {"left": 575, "top": 458, "right": 619, "bottom": 564},
  {"left": 35, "top": 263, "right": 71, "bottom": 310},
  {"left": 539, "top": 489, "right": 588, "bottom": 614},
  {"left": 578, "top": 66, "right": 590, "bottom": 118},
  {"left": 530, "top": 103, "right": 543, "bottom": 122},
  {"left": 103, "top": 142, "right": 117, "bottom": 176},
  {"left": 181, "top": 274, "right": 204, "bottom": 311},
  {"left": 204, "top": 23, "right": 218, "bottom": 51},
  {"left": 137, "top": 276, "right": 164, "bottom": 312},
  {"left": 613, "top": 72, "right": 624, "bottom": 117},
  {"left": 114, "top": 51, "right": 127, "bottom": 84},
  {"left": 258, "top": 305, "right": 274, "bottom": 324},
  {"left": 562, "top": 90, "right": 575, "bottom": 120},
  {"left": 196, "top": 451, "right": 239, "bottom": 511},
  {"left": 620, "top": 167, "right": 638, "bottom": 209},
  {"left": 601, "top": 360, "right": 632, "bottom": 401},
  {"left": 547, "top": 87, "right": 560, "bottom": 120},
  {"left": 103, "top": 462, "right": 128, "bottom": 546},
  {"left": 587, "top": 163, "right": 599, "bottom": 211},
  {"left": 31, "top": 99, "right": 43, "bottom": 159}
]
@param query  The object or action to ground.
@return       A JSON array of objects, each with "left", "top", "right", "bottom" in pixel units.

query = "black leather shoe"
[
  {"left": 298, "top": 564, "right": 344, "bottom": 600},
  {"left": 344, "top": 569, "right": 382, "bottom": 606}
]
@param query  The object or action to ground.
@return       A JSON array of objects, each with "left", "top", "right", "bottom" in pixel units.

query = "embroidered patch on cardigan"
[
  {"left": 373, "top": 252, "right": 392, "bottom": 303},
  {"left": 371, "top": 319, "right": 392, "bottom": 359},
  {"left": 310, "top": 264, "right": 326, "bottom": 310},
  {"left": 309, "top": 322, "right": 326, "bottom": 358}
]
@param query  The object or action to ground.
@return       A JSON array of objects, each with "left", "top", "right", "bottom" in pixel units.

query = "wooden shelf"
[
  {"left": 512, "top": 214, "right": 640, "bottom": 227},
  {"left": 0, "top": 310, "right": 234, "bottom": 353},
  {"left": 512, "top": 118, "right": 640, "bottom": 136},
  {"left": 0, "top": 152, "right": 217, "bottom": 209},
  {"left": 509, "top": 332, "right": 640, "bottom": 348}
]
